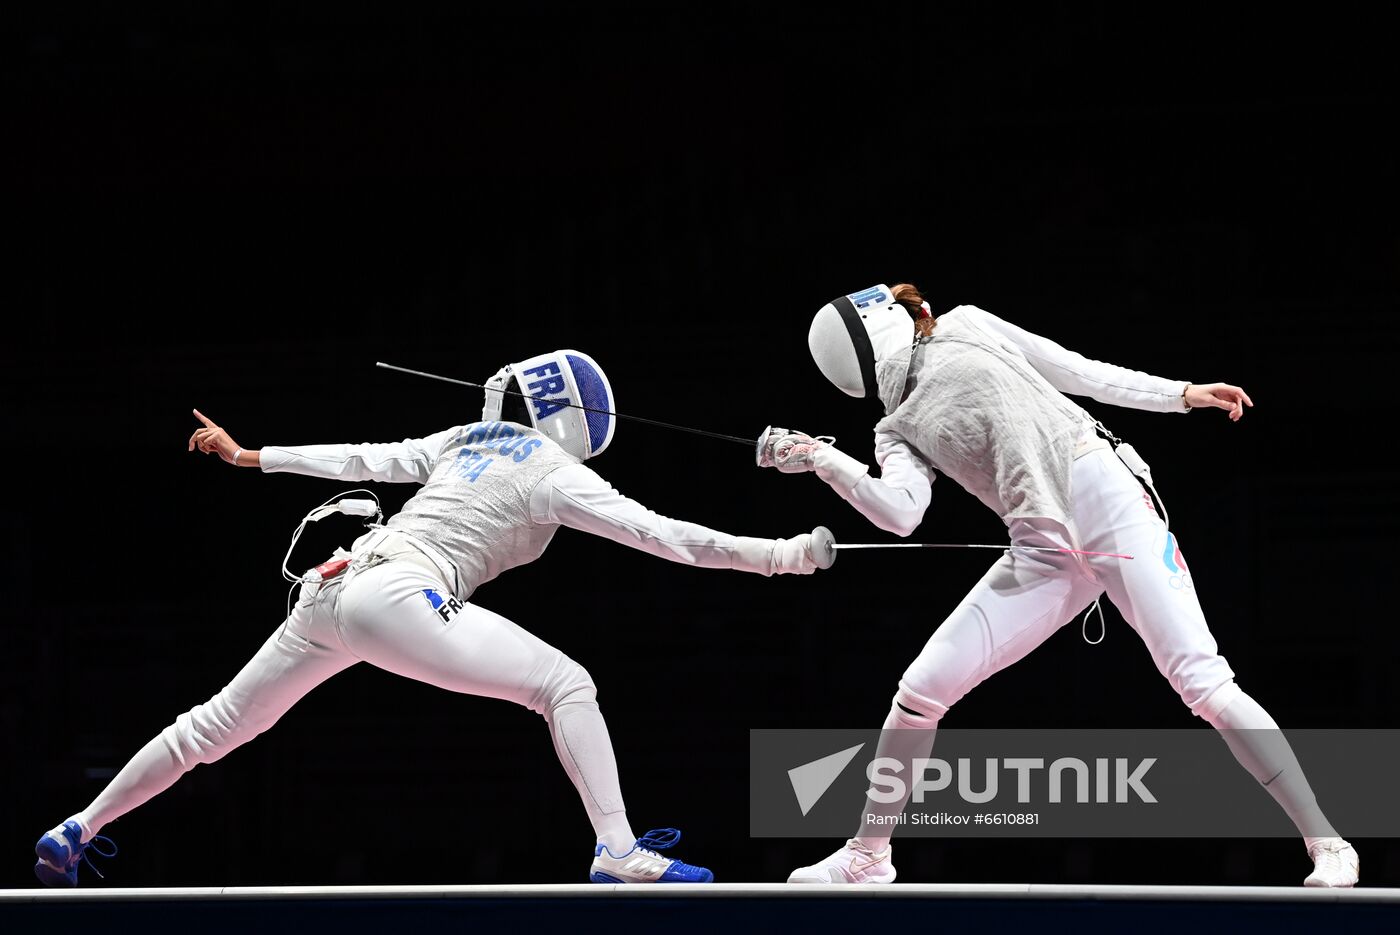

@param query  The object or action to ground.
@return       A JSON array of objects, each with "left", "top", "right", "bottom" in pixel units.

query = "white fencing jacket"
[
  {"left": 813, "top": 305, "right": 1191, "bottom": 539},
  {"left": 261, "top": 421, "right": 796, "bottom": 598}
]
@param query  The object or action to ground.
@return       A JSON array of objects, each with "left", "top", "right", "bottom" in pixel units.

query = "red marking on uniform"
[{"left": 314, "top": 558, "right": 352, "bottom": 579}]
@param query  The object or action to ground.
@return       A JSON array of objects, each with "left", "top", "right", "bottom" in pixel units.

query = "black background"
[{"left": 6, "top": 2, "right": 1398, "bottom": 889}]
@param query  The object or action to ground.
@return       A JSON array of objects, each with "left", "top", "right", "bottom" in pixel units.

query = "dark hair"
[{"left": 499, "top": 375, "right": 533, "bottom": 426}]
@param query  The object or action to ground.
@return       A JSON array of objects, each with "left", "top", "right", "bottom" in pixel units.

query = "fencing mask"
[
  {"left": 481, "top": 349, "right": 616, "bottom": 461},
  {"left": 808, "top": 284, "right": 919, "bottom": 401}
]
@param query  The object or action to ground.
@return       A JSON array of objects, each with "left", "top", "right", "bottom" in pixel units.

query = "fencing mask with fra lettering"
[{"left": 481, "top": 349, "right": 616, "bottom": 461}]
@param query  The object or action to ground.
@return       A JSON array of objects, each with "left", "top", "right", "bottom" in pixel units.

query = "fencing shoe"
[
  {"left": 34, "top": 820, "right": 117, "bottom": 887},
  {"left": 589, "top": 828, "right": 713, "bottom": 883},
  {"left": 1304, "top": 838, "right": 1359, "bottom": 888},
  {"left": 788, "top": 839, "right": 896, "bottom": 884}
]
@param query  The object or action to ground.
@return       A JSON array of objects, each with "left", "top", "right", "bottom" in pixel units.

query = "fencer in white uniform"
[
  {"left": 34, "top": 349, "right": 832, "bottom": 887},
  {"left": 762, "top": 285, "right": 1358, "bottom": 887}
]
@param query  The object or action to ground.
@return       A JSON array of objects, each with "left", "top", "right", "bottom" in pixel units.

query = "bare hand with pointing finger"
[{"left": 188, "top": 408, "right": 257, "bottom": 466}]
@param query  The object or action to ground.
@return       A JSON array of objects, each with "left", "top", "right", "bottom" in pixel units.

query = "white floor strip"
[{"left": 4, "top": 884, "right": 1399, "bottom": 903}]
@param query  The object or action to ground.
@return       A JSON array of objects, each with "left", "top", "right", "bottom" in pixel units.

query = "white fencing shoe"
[
  {"left": 1304, "top": 838, "right": 1359, "bottom": 887},
  {"left": 788, "top": 839, "right": 896, "bottom": 884}
]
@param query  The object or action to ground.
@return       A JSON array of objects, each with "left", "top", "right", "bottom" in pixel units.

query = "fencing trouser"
[
  {"left": 73, "top": 539, "right": 637, "bottom": 854},
  {"left": 855, "top": 445, "right": 1336, "bottom": 851}
]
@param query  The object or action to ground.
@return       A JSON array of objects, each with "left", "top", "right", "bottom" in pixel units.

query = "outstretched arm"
[
  {"left": 962, "top": 307, "right": 1252, "bottom": 419},
  {"left": 959, "top": 306, "right": 1197, "bottom": 413},
  {"left": 531, "top": 463, "right": 828, "bottom": 575},
  {"left": 188, "top": 408, "right": 464, "bottom": 483},
  {"left": 758, "top": 428, "right": 934, "bottom": 536}
]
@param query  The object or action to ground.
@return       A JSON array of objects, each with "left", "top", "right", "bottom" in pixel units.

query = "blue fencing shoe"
[
  {"left": 589, "top": 828, "right": 713, "bottom": 883},
  {"left": 34, "top": 820, "right": 117, "bottom": 887}
]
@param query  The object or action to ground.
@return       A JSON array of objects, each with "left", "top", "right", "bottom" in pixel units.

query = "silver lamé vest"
[
  {"left": 386, "top": 421, "right": 577, "bottom": 598},
  {"left": 875, "top": 310, "right": 1093, "bottom": 538}
]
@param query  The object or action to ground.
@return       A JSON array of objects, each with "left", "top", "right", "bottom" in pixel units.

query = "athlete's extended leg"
[
  {"left": 335, "top": 555, "right": 710, "bottom": 881},
  {"left": 36, "top": 580, "right": 357, "bottom": 885},
  {"left": 1076, "top": 446, "right": 1355, "bottom": 885}
]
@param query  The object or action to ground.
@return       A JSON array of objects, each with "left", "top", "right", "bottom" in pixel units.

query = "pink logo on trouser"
[{"left": 1162, "top": 533, "right": 1192, "bottom": 590}]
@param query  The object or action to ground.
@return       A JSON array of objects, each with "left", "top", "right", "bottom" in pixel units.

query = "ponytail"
[{"left": 890, "top": 285, "right": 935, "bottom": 335}]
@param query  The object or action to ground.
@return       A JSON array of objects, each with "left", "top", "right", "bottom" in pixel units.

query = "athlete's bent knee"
[
  {"left": 1190, "top": 678, "right": 1243, "bottom": 724},
  {"left": 532, "top": 654, "right": 597, "bottom": 718},
  {"left": 893, "top": 682, "right": 950, "bottom": 725}
]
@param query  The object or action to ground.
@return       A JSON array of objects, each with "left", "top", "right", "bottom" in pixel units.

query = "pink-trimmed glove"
[
  {"left": 755, "top": 424, "right": 872, "bottom": 494},
  {"left": 755, "top": 425, "right": 834, "bottom": 474}
]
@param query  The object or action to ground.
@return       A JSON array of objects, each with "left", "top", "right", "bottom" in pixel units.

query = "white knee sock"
[
  {"left": 853, "top": 703, "right": 941, "bottom": 853},
  {"left": 546, "top": 691, "right": 635, "bottom": 856},
  {"left": 75, "top": 691, "right": 272, "bottom": 837},
  {"left": 1203, "top": 686, "right": 1337, "bottom": 849},
  {"left": 76, "top": 735, "right": 177, "bottom": 837}
]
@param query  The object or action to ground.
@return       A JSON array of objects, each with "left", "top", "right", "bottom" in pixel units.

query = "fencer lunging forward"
[
  {"left": 761, "top": 284, "right": 1357, "bottom": 887},
  {"left": 34, "top": 349, "right": 832, "bottom": 887}
]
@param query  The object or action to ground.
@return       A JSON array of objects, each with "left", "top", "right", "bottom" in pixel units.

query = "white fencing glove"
[
  {"left": 755, "top": 425, "right": 833, "bottom": 473},
  {"left": 732, "top": 526, "right": 837, "bottom": 575},
  {"left": 756, "top": 425, "right": 871, "bottom": 495}
]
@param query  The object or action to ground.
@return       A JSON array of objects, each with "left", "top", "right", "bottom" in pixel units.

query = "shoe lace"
[
  {"left": 80, "top": 836, "right": 119, "bottom": 880},
  {"left": 633, "top": 828, "right": 682, "bottom": 858}
]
